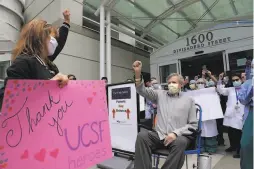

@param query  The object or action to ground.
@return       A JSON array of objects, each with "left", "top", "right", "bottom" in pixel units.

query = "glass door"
[
  {"left": 158, "top": 60, "right": 179, "bottom": 85},
  {"left": 226, "top": 45, "right": 253, "bottom": 75}
]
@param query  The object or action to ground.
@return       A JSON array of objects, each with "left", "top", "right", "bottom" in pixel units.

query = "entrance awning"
[{"left": 83, "top": 0, "right": 253, "bottom": 48}]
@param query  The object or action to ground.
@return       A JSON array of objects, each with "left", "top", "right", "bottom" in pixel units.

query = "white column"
[
  {"left": 100, "top": 5, "right": 105, "bottom": 79},
  {"left": 106, "top": 11, "right": 111, "bottom": 83}
]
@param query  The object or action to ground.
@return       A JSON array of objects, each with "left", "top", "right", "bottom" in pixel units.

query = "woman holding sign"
[{"left": 0, "top": 19, "right": 70, "bottom": 110}]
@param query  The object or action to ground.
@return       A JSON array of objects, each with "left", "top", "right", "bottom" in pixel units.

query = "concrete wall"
[
  {"left": 0, "top": 0, "right": 24, "bottom": 53},
  {"left": 23, "top": 0, "right": 150, "bottom": 83}
]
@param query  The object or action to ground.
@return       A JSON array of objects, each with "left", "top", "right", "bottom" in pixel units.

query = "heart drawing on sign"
[
  {"left": 21, "top": 150, "right": 29, "bottom": 159},
  {"left": 93, "top": 92, "right": 97, "bottom": 96},
  {"left": 50, "top": 149, "right": 59, "bottom": 159},
  {"left": 87, "top": 97, "right": 93, "bottom": 105},
  {"left": 34, "top": 149, "right": 46, "bottom": 162}
]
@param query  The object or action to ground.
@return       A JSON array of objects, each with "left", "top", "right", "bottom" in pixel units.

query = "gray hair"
[
  {"left": 197, "top": 78, "right": 206, "bottom": 83},
  {"left": 166, "top": 73, "right": 184, "bottom": 85}
]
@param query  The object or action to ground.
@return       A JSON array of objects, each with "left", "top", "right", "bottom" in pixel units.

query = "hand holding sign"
[
  {"left": 51, "top": 73, "right": 69, "bottom": 88},
  {"left": 0, "top": 80, "right": 112, "bottom": 169}
]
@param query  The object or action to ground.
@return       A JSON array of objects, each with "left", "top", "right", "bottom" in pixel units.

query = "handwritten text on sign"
[{"left": 0, "top": 80, "right": 112, "bottom": 169}]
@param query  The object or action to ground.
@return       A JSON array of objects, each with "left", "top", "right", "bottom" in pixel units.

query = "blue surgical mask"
[
  {"left": 233, "top": 81, "right": 241, "bottom": 87},
  {"left": 208, "top": 81, "right": 215, "bottom": 87}
]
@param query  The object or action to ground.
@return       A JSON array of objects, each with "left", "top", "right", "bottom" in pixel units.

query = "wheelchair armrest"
[
  {"left": 138, "top": 124, "right": 153, "bottom": 131},
  {"left": 188, "top": 127, "right": 201, "bottom": 135}
]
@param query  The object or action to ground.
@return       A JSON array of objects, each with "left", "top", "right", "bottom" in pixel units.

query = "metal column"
[
  {"left": 100, "top": 5, "right": 105, "bottom": 79},
  {"left": 106, "top": 11, "right": 112, "bottom": 83}
]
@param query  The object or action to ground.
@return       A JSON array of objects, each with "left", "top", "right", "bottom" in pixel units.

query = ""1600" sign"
[{"left": 186, "top": 32, "right": 213, "bottom": 46}]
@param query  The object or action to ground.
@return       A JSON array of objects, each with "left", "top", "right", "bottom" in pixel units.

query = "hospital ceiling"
[{"left": 82, "top": 0, "right": 253, "bottom": 48}]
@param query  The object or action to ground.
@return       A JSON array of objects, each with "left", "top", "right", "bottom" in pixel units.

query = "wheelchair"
[{"left": 138, "top": 104, "right": 202, "bottom": 169}]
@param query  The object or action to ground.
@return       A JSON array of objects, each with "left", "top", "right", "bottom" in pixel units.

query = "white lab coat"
[
  {"left": 217, "top": 86, "right": 244, "bottom": 130},
  {"left": 201, "top": 120, "right": 218, "bottom": 137}
]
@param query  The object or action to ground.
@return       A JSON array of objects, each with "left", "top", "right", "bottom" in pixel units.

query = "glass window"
[
  {"left": 228, "top": 49, "right": 253, "bottom": 75},
  {"left": 85, "top": 0, "right": 101, "bottom": 7},
  {"left": 163, "top": 12, "right": 191, "bottom": 35},
  {"left": 234, "top": 0, "right": 253, "bottom": 15},
  {"left": 135, "top": 0, "right": 171, "bottom": 16},
  {"left": 159, "top": 63, "right": 177, "bottom": 83},
  {"left": 114, "top": 0, "right": 150, "bottom": 27},
  {"left": 0, "top": 61, "right": 10, "bottom": 80},
  {"left": 0, "top": 80, "right": 4, "bottom": 89},
  {"left": 150, "top": 24, "right": 178, "bottom": 42}
]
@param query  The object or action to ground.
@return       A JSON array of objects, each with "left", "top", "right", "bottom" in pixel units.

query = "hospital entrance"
[{"left": 181, "top": 52, "right": 224, "bottom": 80}]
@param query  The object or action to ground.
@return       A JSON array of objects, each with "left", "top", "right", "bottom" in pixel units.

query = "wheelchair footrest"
[{"left": 97, "top": 156, "right": 134, "bottom": 169}]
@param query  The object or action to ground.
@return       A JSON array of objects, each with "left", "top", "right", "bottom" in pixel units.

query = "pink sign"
[{"left": 0, "top": 80, "right": 112, "bottom": 169}]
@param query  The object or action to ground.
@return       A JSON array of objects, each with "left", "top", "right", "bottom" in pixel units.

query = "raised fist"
[
  {"left": 132, "top": 60, "right": 142, "bottom": 74},
  {"left": 219, "top": 72, "right": 224, "bottom": 79},
  {"left": 63, "top": 9, "right": 70, "bottom": 23}
]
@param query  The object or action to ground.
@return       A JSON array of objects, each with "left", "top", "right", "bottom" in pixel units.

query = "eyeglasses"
[{"left": 197, "top": 82, "right": 204, "bottom": 84}]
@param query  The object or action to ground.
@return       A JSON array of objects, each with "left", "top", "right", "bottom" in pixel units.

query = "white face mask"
[
  {"left": 168, "top": 83, "right": 180, "bottom": 95},
  {"left": 48, "top": 36, "right": 58, "bottom": 56},
  {"left": 197, "top": 84, "right": 205, "bottom": 89}
]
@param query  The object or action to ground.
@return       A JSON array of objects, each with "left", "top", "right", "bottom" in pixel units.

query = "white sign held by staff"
[
  {"left": 183, "top": 87, "right": 224, "bottom": 121},
  {"left": 139, "top": 95, "right": 145, "bottom": 111},
  {"left": 107, "top": 83, "right": 139, "bottom": 153}
]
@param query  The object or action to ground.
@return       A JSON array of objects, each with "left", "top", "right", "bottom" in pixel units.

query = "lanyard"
[{"left": 235, "top": 88, "right": 239, "bottom": 105}]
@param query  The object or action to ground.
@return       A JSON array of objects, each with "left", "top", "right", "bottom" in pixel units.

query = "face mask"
[
  {"left": 197, "top": 84, "right": 205, "bottom": 89},
  {"left": 208, "top": 81, "right": 215, "bottom": 87},
  {"left": 189, "top": 84, "right": 196, "bottom": 90},
  {"left": 168, "top": 83, "right": 180, "bottom": 95},
  {"left": 48, "top": 36, "right": 58, "bottom": 56},
  {"left": 233, "top": 81, "right": 241, "bottom": 87}
]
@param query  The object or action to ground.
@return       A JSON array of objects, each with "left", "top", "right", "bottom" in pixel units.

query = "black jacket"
[
  {"left": 0, "top": 55, "right": 57, "bottom": 109},
  {"left": 48, "top": 22, "right": 70, "bottom": 62},
  {"left": 0, "top": 22, "right": 70, "bottom": 110}
]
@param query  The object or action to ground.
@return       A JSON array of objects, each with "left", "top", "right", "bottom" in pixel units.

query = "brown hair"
[{"left": 12, "top": 19, "right": 57, "bottom": 61}]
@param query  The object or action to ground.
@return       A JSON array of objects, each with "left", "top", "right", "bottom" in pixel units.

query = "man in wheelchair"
[{"left": 132, "top": 61, "right": 198, "bottom": 169}]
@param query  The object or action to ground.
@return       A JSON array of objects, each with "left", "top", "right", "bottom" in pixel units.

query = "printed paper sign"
[
  {"left": 183, "top": 87, "right": 224, "bottom": 121},
  {"left": 111, "top": 87, "right": 131, "bottom": 100},
  {"left": 107, "top": 83, "right": 138, "bottom": 153},
  {"left": 0, "top": 80, "right": 112, "bottom": 169}
]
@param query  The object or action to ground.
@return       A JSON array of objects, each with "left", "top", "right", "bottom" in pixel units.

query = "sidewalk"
[{"left": 90, "top": 134, "right": 241, "bottom": 169}]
